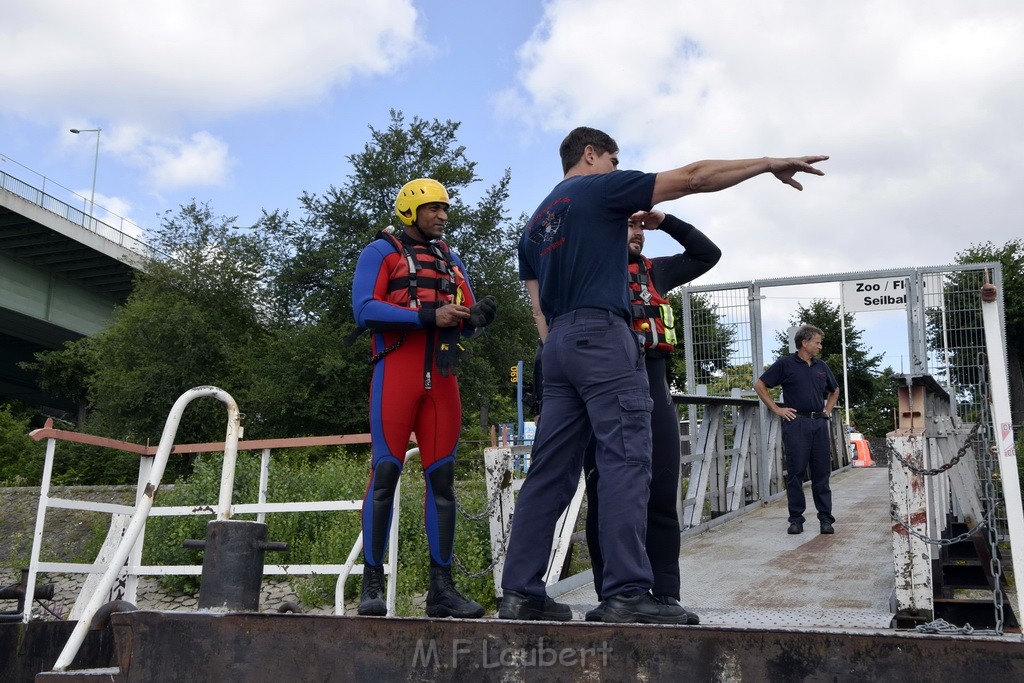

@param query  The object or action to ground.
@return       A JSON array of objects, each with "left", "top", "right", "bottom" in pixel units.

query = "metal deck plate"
[{"left": 558, "top": 467, "right": 897, "bottom": 631}]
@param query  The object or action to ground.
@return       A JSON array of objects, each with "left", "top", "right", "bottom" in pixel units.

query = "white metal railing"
[
  {"left": 20, "top": 387, "right": 406, "bottom": 672},
  {"left": 483, "top": 445, "right": 584, "bottom": 598},
  {"left": 0, "top": 158, "right": 165, "bottom": 261}
]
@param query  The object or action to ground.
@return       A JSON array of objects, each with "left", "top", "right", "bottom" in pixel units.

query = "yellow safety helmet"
[{"left": 394, "top": 178, "right": 450, "bottom": 227}]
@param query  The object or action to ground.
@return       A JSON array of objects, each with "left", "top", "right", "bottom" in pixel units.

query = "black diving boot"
[
  {"left": 426, "top": 565, "right": 484, "bottom": 618},
  {"left": 358, "top": 564, "right": 387, "bottom": 616}
]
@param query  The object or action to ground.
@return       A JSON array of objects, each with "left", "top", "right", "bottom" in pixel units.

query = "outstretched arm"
[
  {"left": 651, "top": 155, "right": 828, "bottom": 205},
  {"left": 639, "top": 213, "right": 722, "bottom": 292}
]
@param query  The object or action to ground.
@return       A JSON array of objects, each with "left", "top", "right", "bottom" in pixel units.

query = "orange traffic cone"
[{"left": 851, "top": 439, "right": 875, "bottom": 467}]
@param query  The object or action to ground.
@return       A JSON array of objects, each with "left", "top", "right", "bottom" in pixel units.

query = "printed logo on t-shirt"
[{"left": 527, "top": 197, "right": 569, "bottom": 247}]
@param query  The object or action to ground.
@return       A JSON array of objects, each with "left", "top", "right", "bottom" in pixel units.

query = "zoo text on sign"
[{"left": 841, "top": 277, "right": 911, "bottom": 312}]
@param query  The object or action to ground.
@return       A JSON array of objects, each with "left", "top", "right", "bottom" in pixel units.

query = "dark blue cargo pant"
[
  {"left": 501, "top": 308, "right": 654, "bottom": 600},
  {"left": 584, "top": 353, "right": 680, "bottom": 601},
  {"left": 782, "top": 417, "right": 835, "bottom": 524}
]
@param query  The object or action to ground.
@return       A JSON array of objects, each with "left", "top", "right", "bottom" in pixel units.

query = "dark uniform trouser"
[
  {"left": 584, "top": 354, "right": 680, "bottom": 601},
  {"left": 501, "top": 308, "right": 654, "bottom": 600},
  {"left": 781, "top": 417, "right": 835, "bottom": 524}
]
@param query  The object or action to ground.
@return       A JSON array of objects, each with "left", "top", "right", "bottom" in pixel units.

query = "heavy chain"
[
  {"left": 455, "top": 484, "right": 503, "bottom": 522},
  {"left": 915, "top": 618, "right": 975, "bottom": 635},
  {"left": 369, "top": 333, "right": 407, "bottom": 364},
  {"left": 452, "top": 552, "right": 496, "bottom": 579},
  {"left": 889, "top": 511, "right": 986, "bottom": 546},
  {"left": 976, "top": 354, "right": 1005, "bottom": 635},
  {"left": 887, "top": 420, "right": 980, "bottom": 476},
  {"left": 450, "top": 460, "right": 519, "bottom": 578}
]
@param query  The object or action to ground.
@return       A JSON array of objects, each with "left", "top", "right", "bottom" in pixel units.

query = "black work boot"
[
  {"left": 585, "top": 591, "right": 692, "bottom": 624},
  {"left": 358, "top": 564, "right": 387, "bottom": 616},
  {"left": 426, "top": 565, "right": 484, "bottom": 618},
  {"left": 498, "top": 590, "right": 573, "bottom": 621}
]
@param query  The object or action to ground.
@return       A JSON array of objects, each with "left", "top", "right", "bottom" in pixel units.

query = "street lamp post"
[{"left": 70, "top": 127, "right": 101, "bottom": 220}]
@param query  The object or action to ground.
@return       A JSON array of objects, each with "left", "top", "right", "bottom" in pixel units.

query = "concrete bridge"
[{"left": 0, "top": 167, "right": 154, "bottom": 412}]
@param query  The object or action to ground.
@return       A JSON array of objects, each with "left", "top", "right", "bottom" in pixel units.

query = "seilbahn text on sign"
[{"left": 840, "top": 277, "right": 910, "bottom": 312}]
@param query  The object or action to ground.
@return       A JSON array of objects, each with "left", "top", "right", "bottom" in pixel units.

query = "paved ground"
[{"left": 557, "top": 466, "right": 896, "bottom": 630}]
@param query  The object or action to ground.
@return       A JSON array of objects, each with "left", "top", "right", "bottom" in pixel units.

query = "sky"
[{"left": 2, "top": 0, "right": 1022, "bottom": 370}]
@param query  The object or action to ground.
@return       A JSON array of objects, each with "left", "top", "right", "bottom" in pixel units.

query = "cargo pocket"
[{"left": 619, "top": 391, "right": 654, "bottom": 465}]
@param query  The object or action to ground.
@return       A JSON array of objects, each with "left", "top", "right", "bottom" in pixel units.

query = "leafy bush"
[{"left": 0, "top": 405, "right": 44, "bottom": 486}]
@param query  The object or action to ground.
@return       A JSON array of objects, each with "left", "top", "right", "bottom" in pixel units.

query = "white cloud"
[
  {"left": 0, "top": 0, "right": 420, "bottom": 121},
  {"left": 505, "top": 1, "right": 1024, "bottom": 281},
  {"left": 62, "top": 122, "right": 231, "bottom": 195},
  {"left": 3, "top": 1, "right": 421, "bottom": 197},
  {"left": 146, "top": 132, "right": 231, "bottom": 189}
]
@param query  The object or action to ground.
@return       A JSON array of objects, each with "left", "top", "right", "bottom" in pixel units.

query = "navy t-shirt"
[
  {"left": 758, "top": 354, "right": 839, "bottom": 412},
  {"left": 518, "top": 170, "right": 657, "bottom": 321}
]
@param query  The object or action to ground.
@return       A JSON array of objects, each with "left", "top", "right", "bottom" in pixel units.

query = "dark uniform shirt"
[
  {"left": 758, "top": 354, "right": 838, "bottom": 412},
  {"left": 518, "top": 170, "right": 656, "bottom": 321}
]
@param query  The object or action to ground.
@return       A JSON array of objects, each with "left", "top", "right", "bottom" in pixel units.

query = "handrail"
[
  {"left": 0, "top": 159, "right": 167, "bottom": 261},
  {"left": 26, "top": 389, "right": 411, "bottom": 673},
  {"left": 53, "top": 386, "right": 240, "bottom": 671},
  {"left": 29, "top": 424, "right": 376, "bottom": 454}
]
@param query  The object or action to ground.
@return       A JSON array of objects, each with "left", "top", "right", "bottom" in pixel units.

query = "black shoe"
[
  {"left": 787, "top": 522, "right": 803, "bottom": 534},
  {"left": 653, "top": 595, "right": 700, "bottom": 625},
  {"left": 498, "top": 590, "right": 572, "bottom": 621},
  {"left": 586, "top": 592, "right": 692, "bottom": 624},
  {"left": 426, "top": 565, "right": 484, "bottom": 619},
  {"left": 358, "top": 564, "right": 387, "bottom": 616},
  {"left": 820, "top": 521, "right": 835, "bottom": 534}
]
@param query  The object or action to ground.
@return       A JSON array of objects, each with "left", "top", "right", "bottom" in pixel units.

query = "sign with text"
[{"left": 841, "top": 277, "right": 909, "bottom": 312}]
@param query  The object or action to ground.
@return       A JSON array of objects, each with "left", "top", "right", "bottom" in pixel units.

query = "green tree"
[
  {"left": 0, "top": 404, "right": 43, "bottom": 485},
  {"left": 260, "top": 110, "right": 535, "bottom": 433},
  {"left": 928, "top": 240, "right": 1024, "bottom": 430},
  {"left": 774, "top": 299, "right": 886, "bottom": 435},
  {"left": 27, "top": 338, "right": 94, "bottom": 428},
  {"left": 669, "top": 292, "right": 737, "bottom": 392},
  {"left": 24, "top": 114, "right": 538, "bottom": 483},
  {"left": 24, "top": 202, "right": 273, "bottom": 482}
]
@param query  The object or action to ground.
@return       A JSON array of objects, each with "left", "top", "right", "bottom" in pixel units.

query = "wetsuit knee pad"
[
  {"left": 364, "top": 459, "right": 403, "bottom": 566},
  {"left": 371, "top": 459, "right": 402, "bottom": 500},
  {"left": 425, "top": 460, "right": 456, "bottom": 565}
]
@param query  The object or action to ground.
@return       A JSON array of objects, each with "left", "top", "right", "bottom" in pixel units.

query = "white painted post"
[
  {"left": 980, "top": 286, "right": 1024, "bottom": 595},
  {"left": 889, "top": 432, "right": 933, "bottom": 622},
  {"left": 23, "top": 436, "right": 57, "bottom": 623}
]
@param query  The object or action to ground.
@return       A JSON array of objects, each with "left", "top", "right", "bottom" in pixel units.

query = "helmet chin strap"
[{"left": 412, "top": 222, "right": 432, "bottom": 242}]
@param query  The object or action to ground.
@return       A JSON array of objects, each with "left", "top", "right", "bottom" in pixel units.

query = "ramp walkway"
[{"left": 557, "top": 466, "right": 896, "bottom": 630}]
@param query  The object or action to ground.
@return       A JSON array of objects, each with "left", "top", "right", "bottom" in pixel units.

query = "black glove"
[
  {"left": 435, "top": 326, "right": 465, "bottom": 377},
  {"left": 468, "top": 295, "right": 497, "bottom": 328}
]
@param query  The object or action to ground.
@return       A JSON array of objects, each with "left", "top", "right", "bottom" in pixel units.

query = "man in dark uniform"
[
  {"left": 498, "top": 126, "right": 827, "bottom": 623},
  {"left": 754, "top": 324, "right": 841, "bottom": 535},
  {"left": 584, "top": 210, "right": 719, "bottom": 623}
]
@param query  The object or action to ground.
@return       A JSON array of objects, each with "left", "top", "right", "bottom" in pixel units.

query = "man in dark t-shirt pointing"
[{"left": 499, "top": 126, "right": 828, "bottom": 624}]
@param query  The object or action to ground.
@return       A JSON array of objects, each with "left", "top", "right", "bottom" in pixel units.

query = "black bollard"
[{"left": 184, "top": 520, "right": 288, "bottom": 611}]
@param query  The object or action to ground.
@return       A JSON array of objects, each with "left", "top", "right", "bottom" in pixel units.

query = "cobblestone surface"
[{"left": 0, "top": 568, "right": 362, "bottom": 619}]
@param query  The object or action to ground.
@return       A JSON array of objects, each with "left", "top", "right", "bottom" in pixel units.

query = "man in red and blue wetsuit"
[{"left": 352, "top": 178, "right": 496, "bottom": 618}]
